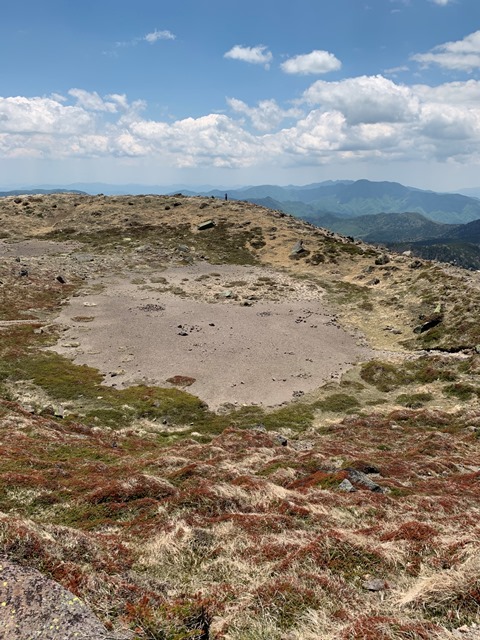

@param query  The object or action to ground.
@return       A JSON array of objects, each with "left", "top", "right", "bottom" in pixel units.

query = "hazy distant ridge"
[
  {"left": 0, "top": 188, "right": 86, "bottom": 197},
  {"left": 228, "top": 179, "right": 480, "bottom": 225},
  {"left": 2, "top": 179, "right": 480, "bottom": 225}
]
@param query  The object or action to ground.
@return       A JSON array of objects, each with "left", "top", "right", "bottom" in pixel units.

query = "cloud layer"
[{"left": 1, "top": 71, "right": 480, "bottom": 171}]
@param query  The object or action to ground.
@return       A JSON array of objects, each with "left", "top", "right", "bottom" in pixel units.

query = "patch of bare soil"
[
  {"left": 49, "top": 263, "right": 371, "bottom": 409},
  {"left": 0, "top": 239, "right": 80, "bottom": 258}
]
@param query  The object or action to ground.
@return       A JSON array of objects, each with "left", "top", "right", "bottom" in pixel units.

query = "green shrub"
[
  {"left": 443, "top": 383, "right": 478, "bottom": 401},
  {"left": 315, "top": 393, "right": 359, "bottom": 412},
  {"left": 396, "top": 392, "right": 433, "bottom": 409},
  {"left": 360, "top": 361, "right": 406, "bottom": 392}
]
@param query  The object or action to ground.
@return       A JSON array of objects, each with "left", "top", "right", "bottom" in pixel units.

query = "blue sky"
[{"left": 1, "top": 0, "right": 480, "bottom": 190}]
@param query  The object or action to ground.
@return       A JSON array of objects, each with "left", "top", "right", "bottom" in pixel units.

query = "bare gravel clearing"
[{"left": 49, "top": 263, "right": 371, "bottom": 409}]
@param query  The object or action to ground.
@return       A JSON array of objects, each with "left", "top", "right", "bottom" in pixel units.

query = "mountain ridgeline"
[
  {"left": 191, "top": 179, "right": 480, "bottom": 225},
  {"left": 183, "top": 179, "right": 480, "bottom": 270},
  {"left": 0, "top": 188, "right": 87, "bottom": 197},
  {"left": 5, "top": 179, "right": 480, "bottom": 269}
]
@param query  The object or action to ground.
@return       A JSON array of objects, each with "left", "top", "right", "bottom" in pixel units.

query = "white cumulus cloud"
[
  {"left": 281, "top": 50, "right": 341, "bottom": 75},
  {"left": 413, "top": 79, "right": 480, "bottom": 105},
  {"left": 272, "top": 110, "right": 348, "bottom": 158},
  {"left": 419, "top": 102, "right": 480, "bottom": 142},
  {"left": 430, "top": 0, "right": 454, "bottom": 5},
  {"left": 302, "top": 75, "right": 419, "bottom": 124},
  {"left": 224, "top": 45, "right": 273, "bottom": 68},
  {"left": 0, "top": 96, "right": 93, "bottom": 135},
  {"left": 412, "top": 30, "right": 480, "bottom": 71},
  {"left": 129, "top": 113, "right": 261, "bottom": 168}
]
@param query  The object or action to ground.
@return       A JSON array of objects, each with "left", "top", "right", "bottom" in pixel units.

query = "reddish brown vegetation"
[
  {"left": 166, "top": 375, "right": 196, "bottom": 387},
  {"left": 381, "top": 521, "right": 438, "bottom": 543},
  {"left": 0, "top": 399, "right": 479, "bottom": 636}
]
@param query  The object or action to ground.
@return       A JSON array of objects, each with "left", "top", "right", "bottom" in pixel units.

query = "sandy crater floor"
[{"left": 50, "top": 263, "right": 370, "bottom": 410}]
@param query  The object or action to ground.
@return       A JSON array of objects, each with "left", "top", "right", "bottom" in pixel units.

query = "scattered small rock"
[
  {"left": 289, "top": 240, "right": 310, "bottom": 259},
  {"left": 22, "top": 404, "right": 35, "bottom": 414},
  {"left": 409, "top": 259, "right": 423, "bottom": 269},
  {"left": 346, "top": 468, "right": 386, "bottom": 493},
  {"left": 350, "top": 461, "right": 381, "bottom": 474},
  {"left": 110, "top": 369, "right": 125, "bottom": 378},
  {"left": 54, "top": 405, "right": 65, "bottom": 418},
  {"left": 375, "top": 253, "right": 390, "bottom": 265},
  {"left": 362, "top": 578, "right": 388, "bottom": 591},
  {"left": 197, "top": 220, "right": 215, "bottom": 231},
  {"left": 413, "top": 314, "right": 443, "bottom": 334},
  {"left": 338, "top": 479, "right": 357, "bottom": 493},
  {"left": 252, "top": 424, "right": 267, "bottom": 433}
]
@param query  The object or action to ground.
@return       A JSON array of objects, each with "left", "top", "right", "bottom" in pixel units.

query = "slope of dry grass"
[
  {"left": 0, "top": 194, "right": 479, "bottom": 639},
  {"left": 0, "top": 399, "right": 478, "bottom": 638}
]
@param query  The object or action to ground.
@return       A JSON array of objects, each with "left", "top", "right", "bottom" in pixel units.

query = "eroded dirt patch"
[
  {"left": 49, "top": 264, "right": 371, "bottom": 410},
  {"left": 0, "top": 239, "right": 80, "bottom": 258}
]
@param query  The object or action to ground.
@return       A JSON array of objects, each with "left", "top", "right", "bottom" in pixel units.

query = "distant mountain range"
[
  {"left": 3, "top": 179, "right": 480, "bottom": 269},
  {"left": 3, "top": 179, "right": 480, "bottom": 225},
  {"left": 216, "top": 179, "right": 480, "bottom": 225},
  {"left": 0, "top": 188, "right": 86, "bottom": 197},
  {"left": 0, "top": 183, "right": 229, "bottom": 196},
  {"left": 188, "top": 179, "right": 480, "bottom": 269}
]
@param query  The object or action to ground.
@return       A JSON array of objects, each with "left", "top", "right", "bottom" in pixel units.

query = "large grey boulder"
[{"left": 0, "top": 556, "right": 130, "bottom": 639}]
